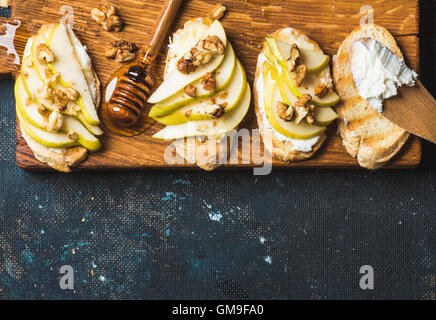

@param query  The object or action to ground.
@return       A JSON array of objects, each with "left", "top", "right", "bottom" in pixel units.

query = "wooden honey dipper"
[{"left": 100, "top": 0, "right": 182, "bottom": 136}]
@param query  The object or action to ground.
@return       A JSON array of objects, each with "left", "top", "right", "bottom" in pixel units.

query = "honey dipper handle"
[{"left": 143, "top": 0, "right": 183, "bottom": 62}]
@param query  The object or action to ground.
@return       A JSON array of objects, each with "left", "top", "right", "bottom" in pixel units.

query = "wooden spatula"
[
  {"left": 352, "top": 38, "right": 436, "bottom": 144},
  {"left": 382, "top": 80, "right": 436, "bottom": 144}
]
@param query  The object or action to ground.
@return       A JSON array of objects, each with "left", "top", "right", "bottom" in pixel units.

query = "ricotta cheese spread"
[
  {"left": 256, "top": 54, "right": 320, "bottom": 153},
  {"left": 350, "top": 39, "right": 418, "bottom": 113}
]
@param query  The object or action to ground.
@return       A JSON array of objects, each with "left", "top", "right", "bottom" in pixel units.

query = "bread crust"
[
  {"left": 333, "top": 24, "right": 410, "bottom": 169},
  {"left": 253, "top": 27, "right": 328, "bottom": 162}
]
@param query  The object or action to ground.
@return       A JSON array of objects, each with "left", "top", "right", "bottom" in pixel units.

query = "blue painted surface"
[{"left": 1, "top": 1, "right": 436, "bottom": 300}]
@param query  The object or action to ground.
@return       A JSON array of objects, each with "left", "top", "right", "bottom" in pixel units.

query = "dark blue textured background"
[{"left": 1, "top": 2, "right": 436, "bottom": 300}]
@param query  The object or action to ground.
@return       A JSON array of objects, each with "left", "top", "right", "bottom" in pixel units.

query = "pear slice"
[
  {"left": 263, "top": 41, "right": 278, "bottom": 66},
  {"left": 16, "top": 76, "right": 101, "bottom": 151},
  {"left": 265, "top": 36, "right": 330, "bottom": 73},
  {"left": 17, "top": 107, "right": 78, "bottom": 149},
  {"left": 15, "top": 75, "right": 47, "bottom": 129},
  {"left": 153, "top": 84, "right": 251, "bottom": 140},
  {"left": 35, "top": 24, "right": 100, "bottom": 125},
  {"left": 153, "top": 60, "right": 247, "bottom": 125},
  {"left": 282, "top": 66, "right": 340, "bottom": 108},
  {"left": 264, "top": 75, "right": 325, "bottom": 139},
  {"left": 314, "top": 107, "right": 338, "bottom": 126},
  {"left": 17, "top": 104, "right": 101, "bottom": 151},
  {"left": 148, "top": 20, "right": 227, "bottom": 104},
  {"left": 21, "top": 59, "right": 103, "bottom": 136},
  {"left": 149, "top": 43, "right": 236, "bottom": 118}
]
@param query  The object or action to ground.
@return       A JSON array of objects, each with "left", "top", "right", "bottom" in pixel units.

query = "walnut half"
[
  {"left": 201, "top": 72, "right": 216, "bottom": 91},
  {"left": 277, "top": 102, "right": 295, "bottom": 122},
  {"left": 36, "top": 44, "right": 55, "bottom": 64},
  {"left": 177, "top": 36, "right": 225, "bottom": 74},
  {"left": 105, "top": 39, "right": 138, "bottom": 63},
  {"left": 293, "top": 64, "right": 307, "bottom": 87},
  {"left": 47, "top": 110, "right": 64, "bottom": 132},
  {"left": 314, "top": 83, "right": 329, "bottom": 98},
  {"left": 208, "top": 4, "right": 227, "bottom": 20},
  {"left": 91, "top": 4, "right": 124, "bottom": 32},
  {"left": 287, "top": 44, "right": 301, "bottom": 72}
]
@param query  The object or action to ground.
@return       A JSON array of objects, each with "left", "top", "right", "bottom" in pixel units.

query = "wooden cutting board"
[{"left": 0, "top": 0, "right": 421, "bottom": 170}]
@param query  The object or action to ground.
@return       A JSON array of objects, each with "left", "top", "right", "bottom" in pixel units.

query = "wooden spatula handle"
[
  {"left": 383, "top": 80, "right": 436, "bottom": 144},
  {"left": 143, "top": 0, "right": 182, "bottom": 61}
]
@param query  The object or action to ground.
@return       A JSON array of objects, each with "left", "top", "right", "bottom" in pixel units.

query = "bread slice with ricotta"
[
  {"left": 18, "top": 23, "right": 101, "bottom": 172},
  {"left": 254, "top": 28, "right": 330, "bottom": 162},
  {"left": 333, "top": 24, "right": 410, "bottom": 169}
]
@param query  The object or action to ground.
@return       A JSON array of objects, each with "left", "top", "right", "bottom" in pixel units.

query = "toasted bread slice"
[
  {"left": 253, "top": 28, "right": 329, "bottom": 162},
  {"left": 19, "top": 23, "right": 101, "bottom": 172},
  {"left": 20, "top": 126, "right": 88, "bottom": 173},
  {"left": 164, "top": 18, "right": 237, "bottom": 171},
  {"left": 333, "top": 24, "right": 410, "bottom": 169}
]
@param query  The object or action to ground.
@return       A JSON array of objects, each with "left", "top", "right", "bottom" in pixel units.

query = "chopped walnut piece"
[
  {"left": 184, "top": 84, "right": 197, "bottom": 97},
  {"left": 177, "top": 36, "right": 225, "bottom": 74},
  {"left": 47, "top": 110, "right": 63, "bottom": 132},
  {"left": 37, "top": 104, "right": 50, "bottom": 117},
  {"left": 65, "top": 87, "right": 79, "bottom": 101},
  {"left": 306, "top": 104, "right": 316, "bottom": 125},
  {"left": 105, "top": 39, "right": 138, "bottom": 62},
  {"left": 287, "top": 44, "right": 301, "bottom": 72},
  {"left": 208, "top": 4, "right": 227, "bottom": 20},
  {"left": 104, "top": 47, "right": 118, "bottom": 59},
  {"left": 294, "top": 106, "right": 308, "bottom": 124},
  {"left": 277, "top": 101, "right": 295, "bottom": 122},
  {"left": 52, "top": 89, "right": 69, "bottom": 110},
  {"left": 218, "top": 91, "right": 228, "bottom": 99},
  {"left": 67, "top": 130, "right": 79, "bottom": 140},
  {"left": 35, "top": 85, "right": 52, "bottom": 100},
  {"left": 205, "top": 104, "right": 225, "bottom": 119},
  {"left": 185, "top": 110, "right": 192, "bottom": 117},
  {"left": 91, "top": 4, "right": 124, "bottom": 32},
  {"left": 314, "top": 83, "right": 329, "bottom": 98},
  {"left": 294, "top": 64, "right": 307, "bottom": 87},
  {"left": 294, "top": 94, "right": 312, "bottom": 109},
  {"left": 115, "top": 49, "right": 136, "bottom": 63},
  {"left": 293, "top": 94, "right": 314, "bottom": 124},
  {"left": 201, "top": 72, "right": 216, "bottom": 91},
  {"left": 177, "top": 58, "right": 196, "bottom": 74},
  {"left": 36, "top": 44, "right": 55, "bottom": 64}
]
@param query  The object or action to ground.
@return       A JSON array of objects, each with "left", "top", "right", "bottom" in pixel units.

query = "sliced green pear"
[
  {"left": 36, "top": 24, "right": 100, "bottom": 125},
  {"left": 314, "top": 107, "right": 338, "bottom": 126},
  {"left": 148, "top": 20, "right": 227, "bottom": 104},
  {"left": 17, "top": 107, "right": 78, "bottom": 149},
  {"left": 15, "top": 75, "right": 47, "bottom": 129},
  {"left": 265, "top": 83, "right": 325, "bottom": 140},
  {"left": 153, "top": 60, "right": 247, "bottom": 125},
  {"left": 149, "top": 43, "right": 236, "bottom": 118},
  {"left": 263, "top": 41, "right": 278, "bottom": 66},
  {"left": 16, "top": 77, "right": 101, "bottom": 151},
  {"left": 282, "top": 66, "right": 340, "bottom": 108},
  {"left": 153, "top": 84, "right": 251, "bottom": 140},
  {"left": 20, "top": 62, "right": 103, "bottom": 136},
  {"left": 279, "top": 71, "right": 298, "bottom": 106},
  {"left": 265, "top": 36, "right": 330, "bottom": 73}
]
